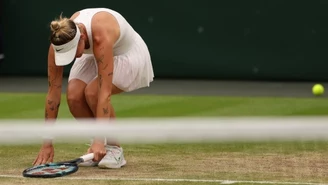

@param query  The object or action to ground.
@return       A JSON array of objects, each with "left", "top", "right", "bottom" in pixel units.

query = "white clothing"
[{"left": 69, "top": 8, "right": 154, "bottom": 92}]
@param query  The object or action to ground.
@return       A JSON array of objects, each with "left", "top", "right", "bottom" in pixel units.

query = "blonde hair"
[{"left": 50, "top": 14, "right": 77, "bottom": 45}]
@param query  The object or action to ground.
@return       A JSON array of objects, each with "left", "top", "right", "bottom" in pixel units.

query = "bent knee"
[
  {"left": 67, "top": 80, "right": 87, "bottom": 109},
  {"left": 67, "top": 93, "right": 85, "bottom": 107},
  {"left": 84, "top": 85, "right": 98, "bottom": 102}
]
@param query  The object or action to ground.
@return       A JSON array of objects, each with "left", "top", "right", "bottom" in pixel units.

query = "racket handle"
[{"left": 81, "top": 153, "right": 94, "bottom": 162}]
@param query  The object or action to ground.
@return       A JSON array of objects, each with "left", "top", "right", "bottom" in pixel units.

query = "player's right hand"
[
  {"left": 87, "top": 139, "right": 107, "bottom": 162},
  {"left": 32, "top": 142, "right": 54, "bottom": 166}
]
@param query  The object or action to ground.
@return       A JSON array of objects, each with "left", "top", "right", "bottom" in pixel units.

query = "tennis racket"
[{"left": 22, "top": 153, "right": 94, "bottom": 178}]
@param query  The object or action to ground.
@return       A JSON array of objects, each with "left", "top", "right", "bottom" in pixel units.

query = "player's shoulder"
[
  {"left": 91, "top": 10, "right": 118, "bottom": 30},
  {"left": 91, "top": 13, "right": 120, "bottom": 44},
  {"left": 69, "top": 11, "right": 80, "bottom": 20},
  {"left": 93, "top": 11, "right": 116, "bottom": 22},
  {"left": 69, "top": 8, "right": 103, "bottom": 20}
]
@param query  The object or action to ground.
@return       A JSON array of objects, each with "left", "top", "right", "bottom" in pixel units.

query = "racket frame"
[{"left": 22, "top": 153, "right": 94, "bottom": 178}]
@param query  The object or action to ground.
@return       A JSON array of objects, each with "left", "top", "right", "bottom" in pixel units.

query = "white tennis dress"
[{"left": 68, "top": 8, "right": 154, "bottom": 92}]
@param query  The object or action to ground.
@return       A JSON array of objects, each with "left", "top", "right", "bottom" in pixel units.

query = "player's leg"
[
  {"left": 84, "top": 77, "right": 124, "bottom": 117},
  {"left": 84, "top": 55, "right": 136, "bottom": 169},
  {"left": 67, "top": 79, "right": 94, "bottom": 118},
  {"left": 84, "top": 76, "right": 126, "bottom": 169},
  {"left": 78, "top": 56, "right": 125, "bottom": 168},
  {"left": 86, "top": 36, "right": 154, "bottom": 169},
  {"left": 97, "top": 38, "right": 154, "bottom": 169},
  {"left": 67, "top": 54, "right": 97, "bottom": 118}
]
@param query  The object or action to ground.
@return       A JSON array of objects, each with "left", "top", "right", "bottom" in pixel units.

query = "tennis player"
[{"left": 33, "top": 8, "right": 154, "bottom": 169}]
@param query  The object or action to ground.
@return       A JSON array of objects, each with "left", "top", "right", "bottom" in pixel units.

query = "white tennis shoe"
[
  {"left": 98, "top": 145, "right": 126, "bottom": 169},
  {"left": 78, "top": 144, "right": 126, "bottom": 168}
]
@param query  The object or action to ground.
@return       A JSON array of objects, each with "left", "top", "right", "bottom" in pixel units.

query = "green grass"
[
  {"left": 1, "top": 93, "right": 328, "bottom": 185},
  {"left": 0, "top": 93, "right": 328, "bottom": 119}
]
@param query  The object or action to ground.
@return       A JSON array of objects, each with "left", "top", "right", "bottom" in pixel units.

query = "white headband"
[
  {"left": 52, "top": 25, "right": 81, "bottom": 66},
  {"left": 52, "top": 26, "right": 81, "bottom": 53}
]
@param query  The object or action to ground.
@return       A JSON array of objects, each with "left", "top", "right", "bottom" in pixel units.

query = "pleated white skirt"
[{"left": 68, "top": 33, "right": 154, "bottom": 92}]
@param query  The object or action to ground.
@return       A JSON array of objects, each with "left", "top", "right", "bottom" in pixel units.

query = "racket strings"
[{"left": 25, "top": 164, "right": 76, "bottom": 175}]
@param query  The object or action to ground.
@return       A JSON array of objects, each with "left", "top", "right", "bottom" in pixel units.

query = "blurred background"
[{"left": 1, "top": 0, "right": 328, "bottom": 82}]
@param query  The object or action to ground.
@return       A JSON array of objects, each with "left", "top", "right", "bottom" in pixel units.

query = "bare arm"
[
  {"left": 80, "top": 14, "right": 119, "bottom": 160},
  {"left": 92, "top": 17, "right": 115, "bottom": 120},
  {"left": 32, "top": 46, "right": 63, "bottom": 165},
  {"left": 44, "top": 11, "right": 79, "bottom": 120},
  {"left": 45, "top": 45, "right": 63, "bottom": 136},
  {"left": 45, "top": 11, "right": 77, "bottom": 122}
]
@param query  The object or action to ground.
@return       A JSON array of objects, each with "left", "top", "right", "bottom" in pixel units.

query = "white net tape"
[{"left": 0, "top": 117, "right": 328, "bottom": 144}]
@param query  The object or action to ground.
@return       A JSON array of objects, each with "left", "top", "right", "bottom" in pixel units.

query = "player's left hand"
[
  {"left": 33, "top": 142, "right": 54, "bottom": 166},
  {"left": 87, "top": 139, "right": 107, "bottom": 162}
]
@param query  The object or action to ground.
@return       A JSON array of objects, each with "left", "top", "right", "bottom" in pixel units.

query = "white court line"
[{"left": 0, "top": 175, "right": 327, "bottom": 185}]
